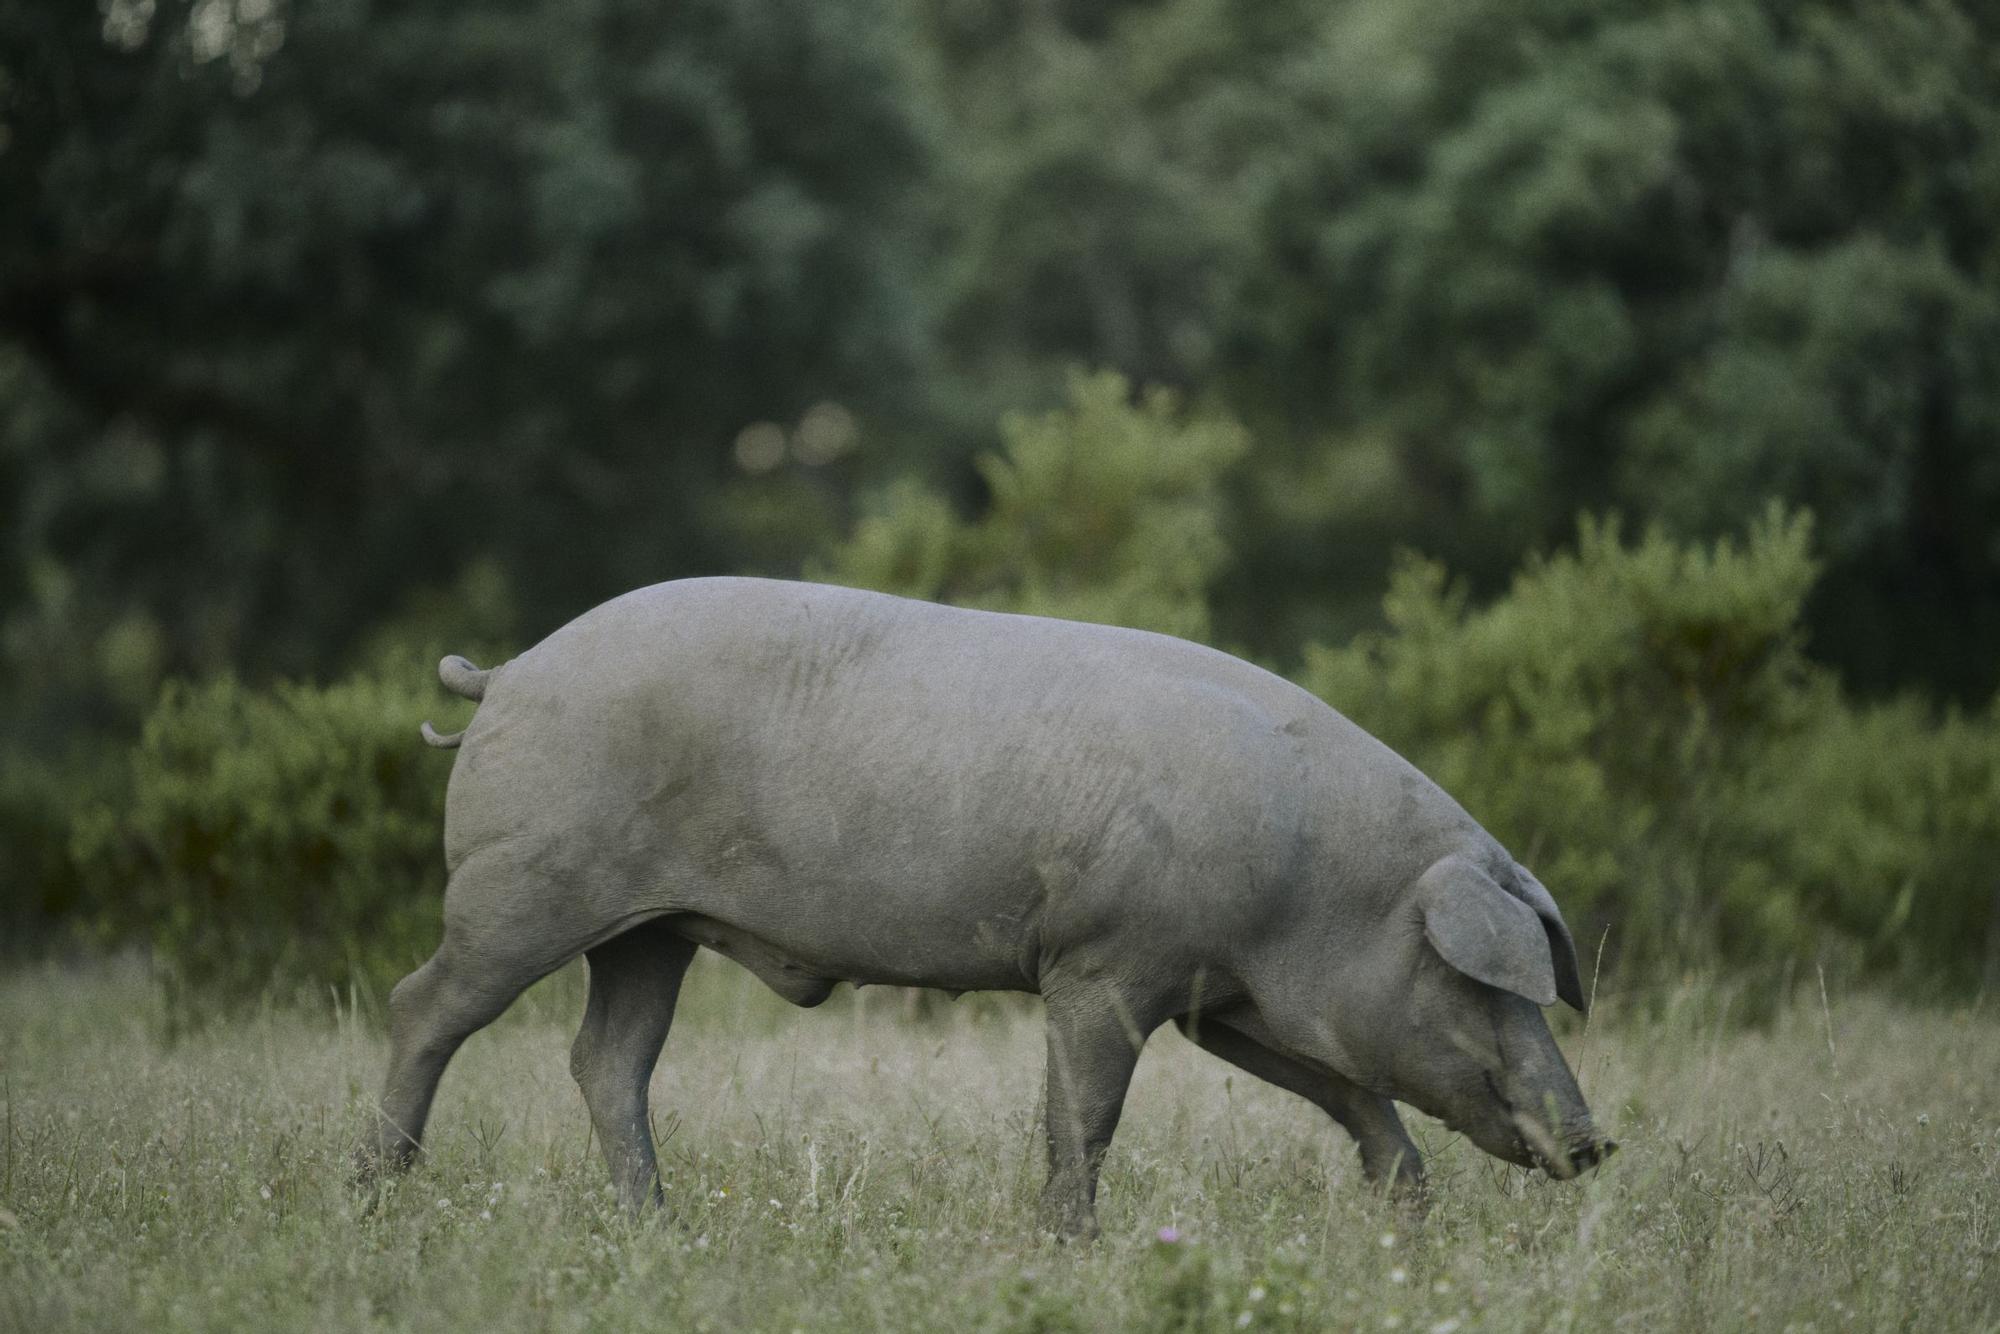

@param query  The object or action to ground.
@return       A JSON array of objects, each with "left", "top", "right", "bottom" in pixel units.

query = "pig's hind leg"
[
  {"left": 1175, "top": 1016, "right": 1425, "bottom": 1194},
  {"left": 360, "top": 849, "right": 643, "bottom": 1187},
  {"left": 569, "top": 920, "right": 697, "bottom": 1212}
]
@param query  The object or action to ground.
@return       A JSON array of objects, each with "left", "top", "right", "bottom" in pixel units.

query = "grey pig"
[{"left": 362, "top": 577, "right": 1613, "bottom": 1237}]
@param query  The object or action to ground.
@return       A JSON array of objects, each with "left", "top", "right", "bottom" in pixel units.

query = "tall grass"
[{"left": 2, "top": 960, "right": 1994, "bottom": 1331}]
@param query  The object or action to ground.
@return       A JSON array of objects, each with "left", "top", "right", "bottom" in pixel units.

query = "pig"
[{"left": 362, "top": 577, "right": 1613, "bottom": 1237}]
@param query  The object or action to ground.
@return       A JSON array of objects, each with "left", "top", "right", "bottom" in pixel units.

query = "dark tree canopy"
[
  {"left": 1242, "top": 0, "right": 2000, "bottom": 693},
  {"left": 1, "top": 0, "right": 932, "bottom": 731},
  {"left": 4, "top": 0, "right": 1999, "bottom": 743}
]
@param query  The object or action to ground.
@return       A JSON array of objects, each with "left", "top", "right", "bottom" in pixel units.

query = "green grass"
[{"left": 1, "top": 957, "right": 1995, "bottom": 1332}]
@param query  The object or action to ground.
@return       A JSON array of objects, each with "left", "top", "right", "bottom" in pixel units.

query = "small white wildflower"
[
  {"left": 435, "top": 1197, "right": 451, "bottom": 1211},
  {"left": 479, "top": 1209, "right": 492, "bottom": 1222},
  {"left": 1388, "top": 1267, "right": 1408, "bottom": 1285},
  {"left": 1379, "top": 1231, "right": 1397, "bottom": 1249},
  {"left": 1248, "top": 1285, "right": 1267, "bottom": 1304},
  {"left": 259, "top": 1185, "right": 272, "bottom": 1201},
  {"left": 1235, "top": 1314, "right": 1253, "bottom": 1329},
  {"left": 1430, "top": 1319, "right": 1463, "bottom": 1334},
  {"left": 694, "top": 1234, "right": 710, "bottom": 1250},
  {"left": 1432, "top": 1280, "right": 1451, "bottom": 1296}
]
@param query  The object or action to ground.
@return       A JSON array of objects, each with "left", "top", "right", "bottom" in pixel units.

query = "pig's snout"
[
  {"left": 1563, "top": 1136, "right": 1617, "bottom": 1175},
  {"left": 1539, "top": 1133, "right": 1617, "bottom": 1179}
]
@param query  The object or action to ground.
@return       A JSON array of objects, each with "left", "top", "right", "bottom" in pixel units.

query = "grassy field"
[{"left": 1, "top": 957, "right": 1995, "bottom": 1332}]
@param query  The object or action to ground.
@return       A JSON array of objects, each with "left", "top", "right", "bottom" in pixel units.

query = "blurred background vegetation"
[{"left": 3, "top": 0, "right": 1998, "bottom": 1010}]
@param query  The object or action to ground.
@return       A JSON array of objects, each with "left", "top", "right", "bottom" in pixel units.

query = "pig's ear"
[
  {"left": 1508, "top": 866, "right": 1588, "bottom": 1014},
  {"left": 1417, "top": 857, "right": 1559, "bottom": 1007}
]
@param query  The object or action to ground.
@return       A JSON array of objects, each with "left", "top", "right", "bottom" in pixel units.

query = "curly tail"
[{"left": 420, "top": 654, "right": 494, "bottom": 749}]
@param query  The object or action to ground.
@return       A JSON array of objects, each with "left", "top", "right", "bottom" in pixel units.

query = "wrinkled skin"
[{"left": 360, "top": 578, "right": 1613, "bottom": 1236}]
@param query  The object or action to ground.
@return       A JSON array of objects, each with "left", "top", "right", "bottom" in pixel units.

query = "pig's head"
[{"left": 1345, "top": 855, "right": 1615, "bottom": 1178}]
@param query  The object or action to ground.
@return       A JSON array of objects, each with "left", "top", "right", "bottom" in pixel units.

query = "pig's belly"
[
  {"left": 643, "top": 711, "right": 1277, "bottom": 1004},
  {"left": 667, "top": 891, "right": 1040, "bottom": 1006},
  {"left": 656, "top": 781, "right": 1042, "bottom": 996}
]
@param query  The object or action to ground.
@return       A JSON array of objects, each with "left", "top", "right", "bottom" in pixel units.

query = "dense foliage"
[
  {"left": 820, "top": 371, "right": 1245, "bottom": 641},
  {"left": 1255, "top": 0, "right": 2000, "bottom": 695},
  {"left": 6, "top": 0, "right": 2000, "bottom": 1003},
  {"left": 1302, "top": 509, "right": 2000, "bottom": 991},
  {"left": 7, "top": 0, "right": 2000, "bottom": 730},
  {"left": 67, "top": 671, "right": 459, "bottom": 1008},
  {"left": 60, "top": 386, "right": 2000, "bottom": 1006},
  {"left": 1, "top": 0, "right": 932, "bottom": 726},
  {"left": 906, "top": 0, "right": 2000, "bottom": 689}
]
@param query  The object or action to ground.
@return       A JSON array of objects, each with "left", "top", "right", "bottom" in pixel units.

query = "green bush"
[
  {"left": 0, "top": 745, "right": 122, "bottom": 948},
  {"left": 70, "top": 670, "right": 466, "bottom": 1011},
  {"left": 48, "top": 484, "right": 2000, "bottom": 1014},
  {"left": 1299, "top": 506, "right": 2000, "bottom": 992},
  {"left": 1747, "top": 696, "right": 2000, "bottom": 990},
  {"left": 817, "top": 369, "right": 1248, "bottom": 642}
]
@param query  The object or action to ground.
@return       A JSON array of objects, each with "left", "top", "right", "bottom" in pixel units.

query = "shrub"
[
  {"left": 1298, "top": 505, "right": 2000, "bottom": 992},
  {"left": 1747, "top": 695, "right": 2000, "bottom": 991},
  {"left": 53, "top": 490, "right": 2000, "bottom": 1013},
  {"left": 0, "top": 744, "right": 122, "bottom": 948},
  {"left": 817, "top": 369, "right": 1248, "bottom": 642},
  {"left": 70, "top": 668, "right": 466, "bottom": 1011}
]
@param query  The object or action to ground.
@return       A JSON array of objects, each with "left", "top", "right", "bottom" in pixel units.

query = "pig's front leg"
[{"left": 1175, "top": 1014, "right": 1426, "bottom": 1194}]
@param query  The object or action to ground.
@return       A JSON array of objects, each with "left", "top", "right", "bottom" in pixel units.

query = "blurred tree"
[
  {"left": 6, "top": 0, "right": 1999, "bottom": 739},
  {"left": 1243, "top": 0, "right": 2000, "bottom": 695},
  {"left": 0, "top": 0, "right": 935, "bottom": 735},
  {"left": 909, "top": 0, "right": 1316, "bottom": 427}
]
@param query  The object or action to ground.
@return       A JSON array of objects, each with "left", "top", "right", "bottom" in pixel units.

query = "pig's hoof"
[
  {"left": 1037, "top": 1205, "right": 1101, "bottom": 1244},
  {"left": 1390, "top": 1182, "right": 1432, "bottom": 1225}
]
